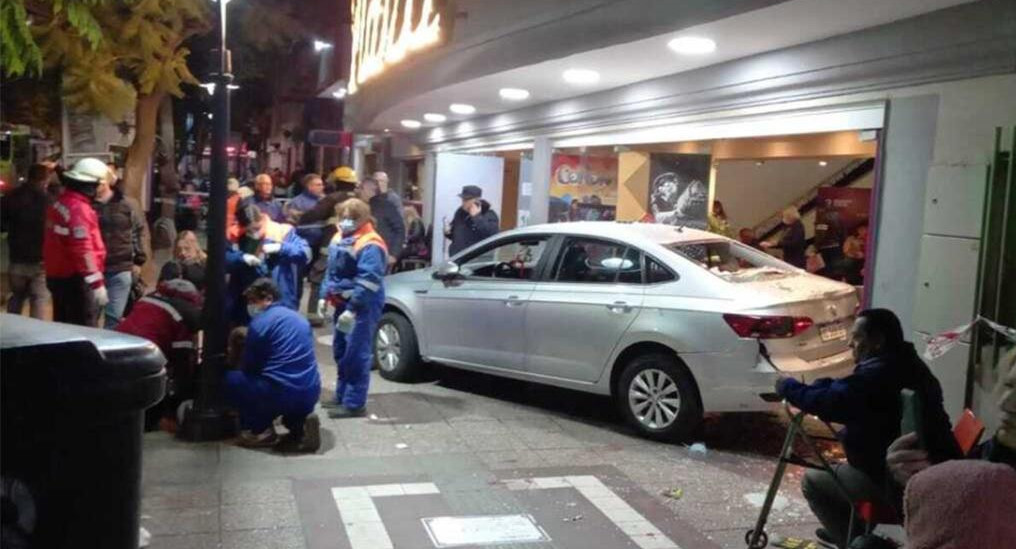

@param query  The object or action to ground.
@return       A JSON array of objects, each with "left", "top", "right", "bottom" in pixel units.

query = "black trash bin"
[{"left": 1, "top": 314, "right": 166, "bottom": 549}]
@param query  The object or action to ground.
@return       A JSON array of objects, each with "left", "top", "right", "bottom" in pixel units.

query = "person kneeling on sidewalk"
[{"left": 225, "top": 278, "right": 321, "bottom": 452}]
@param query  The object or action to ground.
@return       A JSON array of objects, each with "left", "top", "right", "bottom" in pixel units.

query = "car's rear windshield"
[{"left": 667, "top": 240, "right": 794, "bottom": 282}]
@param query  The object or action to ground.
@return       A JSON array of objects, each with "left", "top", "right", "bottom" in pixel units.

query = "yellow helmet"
[{"left": 331, "top": 166, "right": 357, "bottom": 184}]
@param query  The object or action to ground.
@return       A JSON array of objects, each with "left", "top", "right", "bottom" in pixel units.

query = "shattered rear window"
[{"left": 668, "top": 241, "right": 794, "bottom": 283}]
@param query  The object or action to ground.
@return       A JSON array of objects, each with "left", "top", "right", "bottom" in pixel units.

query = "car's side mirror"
[{"left": 432, "top": 261, "right": 461, "bottom": 280}]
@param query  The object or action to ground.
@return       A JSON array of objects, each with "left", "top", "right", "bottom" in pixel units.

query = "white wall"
[
  {"left": 431, "top": 153, "right": 505, "bottom": 263},
  {"left": 867, "top": 74, "right": 1016, "bottom": 420}
]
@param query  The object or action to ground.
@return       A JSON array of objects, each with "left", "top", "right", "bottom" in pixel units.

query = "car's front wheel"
[
  {"left": 616, "top": 353, "right": 702, "bottom": 442},
  {"left": 374, "top": 312, "right": 422, "bottom": 382}
]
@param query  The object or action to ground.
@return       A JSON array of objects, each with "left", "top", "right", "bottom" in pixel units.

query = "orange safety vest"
[{"left": 333, "top": 222, "right": 388, "bottom": 258}]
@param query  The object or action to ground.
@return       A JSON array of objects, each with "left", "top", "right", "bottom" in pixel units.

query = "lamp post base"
[{"left": 179, "top": 405, "right": 238, "bottom": 442}]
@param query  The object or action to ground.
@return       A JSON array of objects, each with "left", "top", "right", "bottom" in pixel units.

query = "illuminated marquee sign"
[{"left": 348, "top": 0, "right": 442, "bottom": 94}]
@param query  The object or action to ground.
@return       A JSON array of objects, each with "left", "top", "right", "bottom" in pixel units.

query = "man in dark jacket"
[
  {"left": 94, "top": 171, "right": 148, "bottom": 329},
  {"left": 776, "top": 308, "right": 960, "bottom": 546},
  {"left": 1, "top": 163, "right": 52, "bottom": 319},
  {"left": 356, "top": 176, "right": 404, "bottom": 269},
  {"left": 446, "top": 185, "right": 499, "bottom": 257}
]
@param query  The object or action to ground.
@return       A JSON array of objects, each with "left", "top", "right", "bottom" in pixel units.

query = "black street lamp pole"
[{"left": 182, "top": 0, "right": 234, "bottom": 441}]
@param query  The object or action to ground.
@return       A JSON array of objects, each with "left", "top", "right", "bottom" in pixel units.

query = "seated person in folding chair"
[
  {"left": 774, "top": 309, "right": 960, "bottom": 547},
  {"left": 888, "top": 355, "right": 1016, "bottom": 483}
]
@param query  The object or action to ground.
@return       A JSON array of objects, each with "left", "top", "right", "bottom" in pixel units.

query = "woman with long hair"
[
  {"left": 159, "top": 230, "right": 207, "bottom": 290},
  {"left": 401, "top": 205, "right": 428, "bottom": 265}
]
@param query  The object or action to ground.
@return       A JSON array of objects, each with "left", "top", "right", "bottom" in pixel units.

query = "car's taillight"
[{"left": 723, "top": 314, "right": 814, "bottom": 339}]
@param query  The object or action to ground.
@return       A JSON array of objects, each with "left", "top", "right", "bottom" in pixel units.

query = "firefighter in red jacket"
[{"left": 43, "top": 158, "right": 110, "bottom": 326}]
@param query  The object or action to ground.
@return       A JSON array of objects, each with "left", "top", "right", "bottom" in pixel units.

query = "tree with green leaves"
[{"left": 5, "top": 0, "right": 211, "bottom": 203}]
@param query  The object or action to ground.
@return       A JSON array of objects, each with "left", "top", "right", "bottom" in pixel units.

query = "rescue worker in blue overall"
[
  {"left": 319, "top": 198, "right": 387, "bottom": 418},
  {"left": 226, "top": 203, "right": 311, "bottom": 325},
  {"left": 224, "top": 278, "right": 321, "bottom": 451}
]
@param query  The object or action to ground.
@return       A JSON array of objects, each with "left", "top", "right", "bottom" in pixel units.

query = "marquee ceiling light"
[
  {"left": 313, "top": 40, "right": 333, "bottom": 52},
  {"left": 667, "top": 36, "right": 716, "bottom": 55},
  {"left": 401, "top": 119, "right": 422, "bottom": 129},
  {"left": 562, "top": 68, "right": 600, "bottom": 85},
  {"left": 424, "top": 113, "right": 447, "bottom": 123},
  {"left": 332, "top": 88, "right": 347, "bottom": 99},
  {"left": 449, "top": 103, "right": 476, "bottom": 115},
  {"left": 499, "top": 88, "right": 531, "bottom": 101}
]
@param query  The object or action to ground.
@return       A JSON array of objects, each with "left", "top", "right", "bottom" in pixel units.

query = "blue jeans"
[
  {"left": 103, "top": 270, "right": 133, "bottom": 329},
  {"left": 331, "top": 306, "right": 381, "bottom": 410},
  {"left": 223, "top": 371, "right": 320, "bottom": 435}
]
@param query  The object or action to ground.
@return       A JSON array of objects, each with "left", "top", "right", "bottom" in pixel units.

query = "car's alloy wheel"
[
  {"left": 376, "top": 323, "right": 401, "bottom": 373},
  {"left": 628, "top": 368, "right": 681, "bottom": 429},
  {"left": 616, "top": 353, "right": 702, "bottom": 441},
  {"left": 374, "top": 312, "right": 422, "bottom": 382}
]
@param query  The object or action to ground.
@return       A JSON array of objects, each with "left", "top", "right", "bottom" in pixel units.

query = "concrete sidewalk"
[{"left": 142, "top": 333, "right": 823, "bottom": 549}]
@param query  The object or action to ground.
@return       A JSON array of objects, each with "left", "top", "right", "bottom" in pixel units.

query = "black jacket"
[
  {"left": 1, "top": 182, "right": 49, "bottom": 264},
  {"left": 778, "top": 343, "right": 961, "bottom": 483},
  {"left": 94, "top": 190, "right": 148, "bottom": 274},
  {"left": 776, "top": 220, "right": 807, "bottom": 268},
  {"left": 369, "top": 194, "right": 405, "bottom": 257},
  {"left": 446, "top": 200, "right": 499, "bottom": 256}
]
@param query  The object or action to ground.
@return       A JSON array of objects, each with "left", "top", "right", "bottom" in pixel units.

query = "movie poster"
[
  {"left": 647, "top": 153, "right": 711, "bottom": 229},
  {"left": 814, "top": 187, "right": 871, "bottom": 285},
  {"left": 549, "top": 154, "right": 618, "bottom": 222}
]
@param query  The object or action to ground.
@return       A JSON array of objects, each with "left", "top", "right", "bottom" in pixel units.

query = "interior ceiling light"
[
  {"left": 667, "top": 36, "right": 717, "bottom": 55},
  {"left": 449, "top": 103, "right": 476, "bottom": 115},
  {"left": 755, "top": 160, "right": 765, "bottom": 167},
  {"left": 383, "top": 128, "right": 390, "bottom": 133},
  {"left": 401, "top": 119, "right": 422, "bottom": 129},
  {"left": 818, "top": 160, "right": 829, "bottom": 167},
  {"left": 499, "top": 88, "right": 531, "bottom": 101},
  {"left": 562, "top": 69, "right": 600, "bottom": 85},
  {"left": 423, "top": 113, "right": 447, "bottom": 123}
]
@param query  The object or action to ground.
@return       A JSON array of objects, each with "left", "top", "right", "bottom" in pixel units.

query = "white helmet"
[{"left": 63, "top": 158, "right": 110, "bottom": 184}]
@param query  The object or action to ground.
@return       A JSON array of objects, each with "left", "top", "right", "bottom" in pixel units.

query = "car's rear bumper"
[{"left": 687, "top": 347, "right": 855, "bottom": 413}]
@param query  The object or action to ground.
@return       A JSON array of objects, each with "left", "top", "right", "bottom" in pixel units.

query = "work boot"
[
  {"left": 275, "top": 414, "right": 321, "bottom": 453},
  {"left": 237, "top": 426, "right": 278, "bottom": 448},
  {"left": 321, "top": 399, "right": 343, "bottom": 410},
  {"left": 328, "top": 406, "right": 366, "bottom": 419}
]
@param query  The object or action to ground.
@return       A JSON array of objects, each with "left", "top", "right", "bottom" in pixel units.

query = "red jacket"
[
  {"left": 116, "top": 297, "right": 195, "bottom": 358},
  {"left": 43, "top": 189, "right": 107, "bottom": 287}
]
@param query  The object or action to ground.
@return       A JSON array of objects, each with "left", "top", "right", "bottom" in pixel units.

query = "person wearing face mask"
[
  {"left": 224, "top": 278, "right": 322, "bottom": 451},
  {"left": 225, "top": 204, "right": 311, "bottom": 325},
  {"left": 318, "top": 199, "right": 387, "bottom": 418},
  {"left": 43, "top": 158, "right": 110, "bottom": 326}
]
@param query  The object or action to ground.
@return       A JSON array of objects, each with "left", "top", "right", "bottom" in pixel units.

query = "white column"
[
  {"left": 421, "top": 151, "right": 437, "bottom": 247},
  {"left": 528, "top": 136, "right": 552, "bottom": 225}
]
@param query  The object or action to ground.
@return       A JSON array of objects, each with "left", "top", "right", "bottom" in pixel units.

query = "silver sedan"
[{"left": 375, "top": 222, "right": 857, "bottom": 440}]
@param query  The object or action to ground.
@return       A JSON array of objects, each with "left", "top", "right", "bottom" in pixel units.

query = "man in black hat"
[{"left": 445, "top": 185, "right": 500, "bottom": 256}]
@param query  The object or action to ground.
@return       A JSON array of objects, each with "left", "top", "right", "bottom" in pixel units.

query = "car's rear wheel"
[
  {"left": 616, "top": 353, "right": 701, "bottom": 442},
  {"left": 374, "top": 312, "right": 422, "bottom": 382}
]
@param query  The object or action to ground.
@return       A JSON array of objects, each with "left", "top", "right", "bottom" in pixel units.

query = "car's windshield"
[{"left": 667, "top": 240, "right": 794, "bottom": 282}]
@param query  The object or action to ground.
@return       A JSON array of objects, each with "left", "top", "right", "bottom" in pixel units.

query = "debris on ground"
[
  {"left": 395, "top": 443, "right": 409, "bottom": 450},
  {"left": 662, "top": 488, "right": 684, "bottom": 500},
  {"left": 688, "top": 442, "right": 708, "bottom": 457},
  {"left": 743, "top": 492, "right": 788, "bottom": 511},
  {"left": 562, "top": 514, "right": 584, "bottom": 522},
  {"left": 369, "top": 413, "right": 380, "bottom": 421}
]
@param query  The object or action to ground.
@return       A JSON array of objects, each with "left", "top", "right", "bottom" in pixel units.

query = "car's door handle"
[
  {"left": 607, "top": 301, "right": 632, "bottom": 313},
  {"left": 505, "top": 295, "right": 526, "bottom": 307}
]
